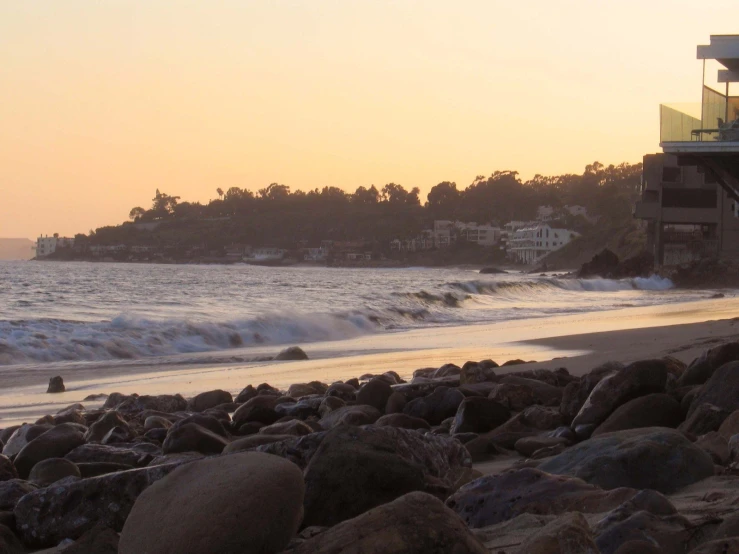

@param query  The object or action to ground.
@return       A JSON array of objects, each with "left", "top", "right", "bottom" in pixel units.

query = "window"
[
  {"left": 662, "top": 188, "right": 717, "bottom": 209},
  {"left": 662, "top": 167, "right": 682, "bottom": 183}
]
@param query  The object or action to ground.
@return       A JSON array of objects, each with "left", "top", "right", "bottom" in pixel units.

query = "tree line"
[{"left": 82, "top": 161, "right": 642, "bottom": 251}]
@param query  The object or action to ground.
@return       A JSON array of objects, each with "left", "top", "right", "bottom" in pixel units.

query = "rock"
[
  {"left": 275, "top": 346, "right": 309, "bottom": 360},
  {"left": 102, "top": 392, "right": 128, "bottom": 409},
  {"left": 375, "top": 413, "right": 431, "bottom": 430},
  {"left": 518, "top": 512, "right": 598, "bottom": 554},
  {"left": 318, "top": 405, "right": 382, "bottom": 429},
  {"left": 14, "top": 461, "right": 185, "bottom": 548},
  {"left": 594, "top": 494, "right": 692, "bottom": 554},
  {"left": 696, "top": 432, "right": 730, "bottom": 465},
  {"left": 0, "top": 456, "right": 17, "bottom": 482},
  {"left": 290, "top": 491, "right": 487, "bottom": 554},
  {"left": 446, "top": 468, "right": 634, "bottom": 528},
  {"left": 84, "top": 411, "right": 133, "bottom": 443},
  {"left": 144, "top": 415, "right": 172, "bottom": 431},
  {"left": 116, "top": 394, "right": 188, "bottom": 414},
  {"left": 499, "top": 375, "right": 563, "bottom": 406},
  {"left": 118, "top": 452, "right": 304, "bottom": 554},
  {"left": 276, "top": 397, "right": 322, "bottom": 419},
  {"left": 712, "top": 511, "right": 739, "bottom": 540},
  {"left": 680, "top": 403, "right": 731, "bottom": 436},
  {"left": 51, "top": 405, "right": 86, "bottom": 426},
  {"left": 77, "top": 462, "right": 135, "bottom": 478},
  {"left": 162, "top": 423, "right": 229, "bottom": 455},
  {"left": 572, "top": 360, "right": 668, "bottom": 436},
  {"left": 0, "top": 524, "right": 23, "bottom": 554},
  {"left": 318, "top": 395, "right": 346, "bottom": 417},
  {"left": 538, "top": 427, "right": 715, "bottom": 494},
  {"left": 169, "top": 414, "right": 229, "bottom": 437},
  {"left": 560, "top": 362, "right": 622, "bottom": 423},
  {"left": 592, "top": 393, "right": 683, "bottom": 436},
  {"left": 188, "top": 389, "right": 233, "bottom": 412},
  {"left": 235, "top": 384, "right": 257, "bottom": 403},
  {"left": 0, "top": 427, "right": 20, "bottom": 446},
  {"left": 578, "top": 249, "right": 620, "bottom": 278},
  {"left": 47, "top": 376, "right": 65, "bottom": 393},
  {"left": 679, "top": 342, "right": 739, "bottom": 386},
  {"left": 356, "top": 378, "right": 393, "bottom": 412},
  {"left": 63, "top": 524, "right": 119, "bottom": 554},
  {"left": 287, "top": 383, "right": 320, "bottom": 398},
  {"left": 83, "top": 393, "right": 108, "bottom": 401},
  {"left": 14, "top": 423, "right": 86, "bottom": 478},
  {"left": 223, "top": 434, "right": 295, "bottom": 454},
  {"left": 450, "top": 397, "right": 510, "bottom": 435},
  {"left": 489, "top": 382, "right": 536, "bottom": 410},
  {"left": 460, "top": 361, "right": 498, "bottom": 385},
  {"left": 65, "top": 443, "right": 154, "bottom": 467},
  {"left": 691, "top": 538, "right": 739, "bottom": 554},
  {"left": 514, "top": 436, "right": 571, "bottom": 457},
  {"left": 403, "top": 386, "right": 465, "bottom": 426},
  {"left": 480, "top": 266, "right": 506, "bottom": 274},
  {"left": 2, "top": 424, "right": 51, "bottom": 458},
  {"left": 232, "top": 395, "right": 280, "bottom": 426},
  {"left": 385, "top": 391, "right": 407, "bottom": 414},
  {"left": 28, "top": 457, "right": 81, "bottom": 487},
  {"left": 259, "top": 419, "right": 313, "bottom": 436},
  {"left": 325, "top": 382, "right": 357, "bottom": 401},
  {"left": 0, "top": 480, "right": 37, "bottom": 511},
  {"left": 689, "top": 362, "right": 739, "bottom": 417},
  {"left": 301, "top": 425, "right": 471, "bottom": 527},
  {"left": 147, "top": 452, "right": 204, "bottom": 467}
]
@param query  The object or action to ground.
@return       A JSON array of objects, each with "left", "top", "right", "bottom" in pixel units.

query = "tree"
[
  {"left": 352, "top": 185, "right": 380, "bottom": 205},
  {"left": 129, "top": 206, "right": 146, "bottom": 221},
  {"left": 426, "top": 181, "right": 460, "bottom": 216},
  {"left": 258, "top": 183, "right": 290, "bottom": 201},
  {"left": 216, "top": 188, "right": 224, "bottom": 199}
]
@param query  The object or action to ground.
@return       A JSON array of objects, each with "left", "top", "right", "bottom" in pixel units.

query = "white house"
[
  {"left": 245, "top": 248, "right": 286, "bottom": 262},
  {"left": 35, "top": 235, "right": 74, "bottom": 258},
  {"left": 507, "top": 224, "right": 579, "bottom": 264}
]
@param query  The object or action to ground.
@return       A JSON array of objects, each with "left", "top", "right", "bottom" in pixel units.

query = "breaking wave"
[{"left": 448, "top": 275, "right": 674, "bottom": 296}]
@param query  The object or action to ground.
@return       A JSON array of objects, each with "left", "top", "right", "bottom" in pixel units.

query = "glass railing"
[{"left": 660, "top": 104, "right": 704, "bottom": 142}]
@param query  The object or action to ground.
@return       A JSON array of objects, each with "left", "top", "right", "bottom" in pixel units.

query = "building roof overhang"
[
  {"left": 697, "top": 35, "right": 739, "bottom": 72},
  {"left": 661, "top": 142, "right": 739, "bottom": 154}
]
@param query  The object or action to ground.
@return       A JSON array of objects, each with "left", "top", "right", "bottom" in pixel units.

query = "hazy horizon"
[{"left": 1, "top": 1, "right": 736, "bottom": 239}]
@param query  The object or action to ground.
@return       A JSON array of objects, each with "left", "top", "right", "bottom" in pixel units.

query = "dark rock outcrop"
[{"left": 47, "top": 376, "right": 65, "bottom": 393}]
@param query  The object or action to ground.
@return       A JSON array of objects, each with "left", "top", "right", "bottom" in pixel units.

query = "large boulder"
[
  {"left": 119, "top": 452, "right": 304, "bottom": 554},
  {"left": 188, "top": 389, "right": 233, "bottom": 412},
  {"left": 116, "top": 394, "right": 187, "bottom": 414},
  {"left": 28, "top": 457, "right": 81, "bottom": 487},
  {"left": 162, "top": 423, "right": 229, "bottom": 455},
  {"left": 14, "top": 423, "right": 86, "bottom": 478},
  {"left": 578, "top": 249, "right": 620, "bottom": 278},
  {"left": 47, "top": 376, "right": 65, "bottom": 393},
  {"left": 499, "top": 375, "right": 563, "bottom": 406},
  {"left": 65, "top": 443, "right": 155, "bottom": 467},
  {"left": 62, "top": 524, "right": 119, "bottom": 554},
  {"left": 275, "top": 346, "right": 308, "bottom": 360},
  {"left": 538, "top": 427, "right": 714, "bottom": 494},
  {"left": 450, "top": 397, "right": 510, "bottom": 435},
  {"left": 571, "top": 360, "right": 668, "bottom": 437},
  {"left": 679, "top": 403, "right": 730, "bottom": 436},
  {"left": 84, "top": 411, "right": 133, "bottom": 443},
  {"left": 592, "top": 393, "right": 683, "bottom": 436},
  {"left": 375, "top": 414, "right": 431, "bottom": 430},
  {"left": 0, "top": 524, "right": 23, "bottom": 554},
  {"left": 560, "top": 362, "right": 622, "bottom": 423},
  {"left": 688, "top": 361, "right": 739, "bottom": 417},
  {"left": 679, "top": 342, "right": 739, "bottom": 386},
  {"left": 232, "top": 395, "right": 280, "bottom": 426},
  {"left": 356, "top": 378, "right": 393, "bottom": 412},
  {"left": 301, "top": 425, "right": 471, "bottom": 527},
  {"left": 2, "top": 424, "right": 51, "bottom": 458},
  {"left": 446, "top": 468, "right": 635, "bottom": 528},
  {"left": 403, "top": 386, "right": 465, "bottom": 425},
  {"left": 459, "top": 360, "right": 498, "bottom": 385},
  {"left": 318, "top": 405, "right": 381, "bottom": 429},
  {"left": 519, "top": 512, "right": 598, "bottom": 554},
  {"left": 0, "top": 479, "right": 37, "bottom": 511},
  {"left": 14, "top": 461, "right": 185, "bottom": 548},
  {"left": 259, "top": 420, "right": 313, "bottom": 436},
  {"left": 0, "top": 455, "right": 18, "bottom": 481},
  {"left": 290, "top": 491, "right": 487, "bottom": 554}
]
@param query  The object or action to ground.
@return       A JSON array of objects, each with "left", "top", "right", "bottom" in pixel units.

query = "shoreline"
[{"left": 1, "top": 295, "right": 738, "bottom": 426}]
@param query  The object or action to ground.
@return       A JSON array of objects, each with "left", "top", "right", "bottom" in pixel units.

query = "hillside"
[
  {"left": 0, "top": 238, "right": 34, "bottom": 260},
  {"left": 536, "top": 222, "right": 648, "bottom": 272}
]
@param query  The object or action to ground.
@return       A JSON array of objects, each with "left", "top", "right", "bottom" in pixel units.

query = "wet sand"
[{"left": 1, "top": 295, "right": 737, "bottom": 427}]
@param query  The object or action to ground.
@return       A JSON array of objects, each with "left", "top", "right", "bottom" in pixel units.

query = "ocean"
[{"left": 0, "top": 260, "right": 709, "bottom": 371}]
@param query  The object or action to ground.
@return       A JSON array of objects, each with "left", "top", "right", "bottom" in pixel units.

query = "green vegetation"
[{"left": 78, "top": 161, "right": 642, "bottom": 258}]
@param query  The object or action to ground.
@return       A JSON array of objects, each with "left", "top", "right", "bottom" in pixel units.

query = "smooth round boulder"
[
  {"left": 356, "top": 378, "right": 393, "bottom": 413},
  {"left": 188, "top": 389, "right": 233, "bottom": 412},
  {"left": 593, "top": 393, "right": 683, "bottom": 436},
  {"left": 29, "top": 458, "right": 81, "bottom": 487},
  {"left": 275, "top": 346, "right": 308, "bottom": 361},
  {"left": 119, "top": 452, "right": 305, "bottom": 554},
  {"left": 14, "top": 423, "right": 86, "bottom": 479},
  {"left": 162, "top": 423, "right": 229, "bottom": 455}
]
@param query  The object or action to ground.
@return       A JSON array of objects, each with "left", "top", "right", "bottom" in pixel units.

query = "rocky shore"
[{"left": 3, "top": 343, "right": 739, "bottom": 552}]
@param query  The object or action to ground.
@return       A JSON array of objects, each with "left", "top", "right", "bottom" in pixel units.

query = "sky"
[{"left": 0, "top": 1, "right": 736, "bottom": 239}]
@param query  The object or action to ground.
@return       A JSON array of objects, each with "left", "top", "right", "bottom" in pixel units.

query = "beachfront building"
[
  {"left": 244, "top": 248, "right": 286, "bottom": 262},
  {"left": 455, "top": 222, "right": 501, "bottom": 246},
  {"left": 635, "top": 35, "right": 739, "bottom": 266},
  {"left": 35, "top": 235, "right": 74, "bottom": 258},
  {"left": 537, "top": 205, "right": 594, "bottom": 223},
  {"left": 506, "top": 224, "right": 579, "bottom": 265}
]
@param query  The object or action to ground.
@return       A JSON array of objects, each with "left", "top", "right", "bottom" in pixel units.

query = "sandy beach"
[{"left": 2, "top": 294, "right": 737, "bottom": 427}]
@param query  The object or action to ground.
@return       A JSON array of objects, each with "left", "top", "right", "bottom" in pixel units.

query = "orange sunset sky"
[{"left": 0, "top": 1, "right": 736, "bottom": 239}]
